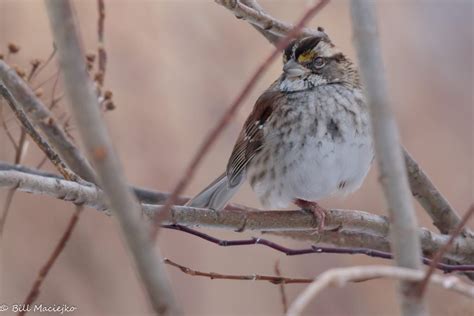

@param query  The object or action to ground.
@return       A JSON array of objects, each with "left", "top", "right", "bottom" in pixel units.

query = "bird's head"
[{"left": 279, "top": 33, "right": 360, "bottom": 92}]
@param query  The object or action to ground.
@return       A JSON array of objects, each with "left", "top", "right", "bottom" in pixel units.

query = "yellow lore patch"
[{"left": 297, "top": 50, "right": 316, "bottom": 63}]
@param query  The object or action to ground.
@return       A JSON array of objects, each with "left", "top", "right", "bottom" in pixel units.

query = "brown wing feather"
[{"left": 226, "top": 90, "right": 283, "bottom": 186}]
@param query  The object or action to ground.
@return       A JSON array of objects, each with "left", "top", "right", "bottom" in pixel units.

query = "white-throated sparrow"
[{"left": 188, "top": 33, "right": 373, "bottom": 228}]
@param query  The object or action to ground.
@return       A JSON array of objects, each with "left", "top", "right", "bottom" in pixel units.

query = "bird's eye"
[{"left": 313, "top": 57, "right": 325, "bottom": 68}]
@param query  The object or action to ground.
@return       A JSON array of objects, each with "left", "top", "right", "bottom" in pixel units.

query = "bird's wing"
[{"left": 226, "top": 90, "right": 284, "bottom": 187}]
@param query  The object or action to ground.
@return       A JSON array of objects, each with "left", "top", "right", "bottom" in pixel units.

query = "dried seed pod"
[
  {"left": 31, "top": 59, "right": 41, "bottom": 68},
  {"left": 105, "top": 101, "right": 116, "bottom": 111},
  {"left": 85, "top": 53, "right": 96, "bottom": 63},
  {"left": 104, "top": 90, "right": 113, "bottom": 100},
  {"left": 8, "top": 43, "right": 20, "bottom": 54},
  {"left": 35, "top": 88, "right": 44, "bottom": 98},
  {"left": 13, "top": 65, "right": 26, "bottom": 78}
]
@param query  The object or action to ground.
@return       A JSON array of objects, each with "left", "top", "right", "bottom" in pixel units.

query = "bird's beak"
[{"left": 283, "top": 60, "right": 308, "bottom": 78}]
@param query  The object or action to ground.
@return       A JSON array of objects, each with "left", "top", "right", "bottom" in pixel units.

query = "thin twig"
[
  {"left": 163, "top": 259, "right": 474, "bottom": 304},
  {"left": 274, "top": 260, "right": 289, "bottom": 313},
  {"left": 45, "top": 1, "right": 179, "bottom": 314},
  {"left": 151, "top": 0, "right": 330, "bottom": 238},
  {"left": 417, "top": 205, "right": 474, "bottom": 297},
  {"left": 163, "top": 224, "right": 474, "bottom": 273},
  {"left": 96, "top": 0, "right": 107, "bottom": 85},
  {"left": 0, "top": 84, "right": 77, "bottom": 181},
  {"left": 32, "top": 69, "right": 60, "bottom": 90},
  {"left": 0, "top": 60, "right": 97, "bottom": 183},
  {"left": 28, "top": 45, "right": 57, "bottom": 83},
  {"left": 164, "top": 258, "right": 310, "bottom": 284},
  {"left": 0, "top": 184, "right": 18, "bottom": 237},
  {"left": 286, "top": 265, "right": 474, "bottom": 316},
  {"left": 1, "top": 121, "right": 18, "bottom": 149},
  {"left": 351, "top": 2, "right": 426, "bottom": 315},
  {"left": 19, "top": 205, "right": 83, "bottom": 316}
]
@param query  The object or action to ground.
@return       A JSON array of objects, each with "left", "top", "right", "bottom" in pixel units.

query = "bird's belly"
[{"left": 249, "top": 134, "right": 373, "bottom": 208}]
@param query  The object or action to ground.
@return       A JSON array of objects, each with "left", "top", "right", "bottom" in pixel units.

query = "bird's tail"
[{"left": 186, "top": 172, "right": 244, "bottom": 211}]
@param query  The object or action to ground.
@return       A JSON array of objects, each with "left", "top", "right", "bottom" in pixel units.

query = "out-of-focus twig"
[
  {"left": 350, "top": 2, "right": 426, "bottom": 315},
  {"left": 0, "top": 182, "right": 17, "bottom": 236},
  {"left": 417, "top": 205, "right": 474, "bottom": 297},
  {"left": 19, "top": 205, "right": 83, "bottom": 316},
  {"left": 28, "top": 45, "right": 57, "bottom": 83},
  {"left": 96, "top": 0, "right": 107, "bottom": 86},
  {"left": 0, "top": 60, "right": 97, "bottom": 183},
  {"left": 274, "top": 260, "right": 289, "bottom": 313},
  {"left": 0, "top": 84, "right": 77, "bottom": 181},
  {"left": 286, "top": 265, "right": 474, "bottom": 316},
  {"left": 44, "top": 1, "right": 179, "bottom": 314},
  {"left": 151, "top": 0, "right": 330, "bottom": 238}
]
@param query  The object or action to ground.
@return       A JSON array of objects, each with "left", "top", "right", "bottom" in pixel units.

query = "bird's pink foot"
[{"left": 294, "top": 199, "right": 326, "bottom": 232}]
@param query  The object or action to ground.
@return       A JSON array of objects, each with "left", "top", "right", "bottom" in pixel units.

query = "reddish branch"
[
  {"left": 164, "top": 258, "right": 311, "bottom": 284},
  {"left": 417, "top": 205, "right": 474, "bottom": 297},
  {"left": 150, "top": 0, "right": 330, "bottom": 238},
  {"left": 163, "top": 225, "right": 474, "bottom": 272},
  {"left": 274, "top": 260, "right": 289, "bottom": 313},
  {"left": 96, "top": 0, "right": 107, "bottom": 85},
  {"left": 19, "top": 206, "right": 83, "bottom": 316}
]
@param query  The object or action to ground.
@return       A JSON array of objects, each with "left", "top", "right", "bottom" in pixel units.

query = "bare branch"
[
  {"left": 286, "top": 265, "right": 474, "bottom": 316},
  {"left": 0, "top": 60, "right": 97, "bottom": 183},
  {"left": 163, "top": 259, "right": 474, "bottom": 311},
  {"left": 164, "top": 258, "right": 311, "bottom": 284},
  {"left": 1, "top": 166, "right": 473, "bottom": 270},
  {"left": 274, "top": 260, "right": 289, "bottom": 313},
  {"left": 19, "top": 205, "right": 83, "bottom": 316},
  {"left": 0, "top": 84, "right": 77, "bottom": 181},
  {"left": 151, "top": 0, "right": 330, "bottom": 238},
  {"left": 351, "top": 2, "right": 426, "bottom": 315},
  {"left": 96, "top": 0, "right": 107, "bottom": 86},
  {"left": 417, "top": 205, "right": 474, "bottom": 297},
  {"left": 44, "top": 1, "right": 179, "bottom": 314},
  {"left": 216, "top": 0, "right": 324, "bottom": 41},
  {"left": 163, "top": 224, "right": 474, "bottom": 273},
  {"left": 404, "top": 149, "right": 465, "bottom": 234}
]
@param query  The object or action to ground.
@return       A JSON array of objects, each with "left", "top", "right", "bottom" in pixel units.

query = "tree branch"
[
  {"left": 164, "top": 258, "right": 474, "bottom": 298},
  {"left": 163, "top": 224, "right": 474, "bottom": 272},
  {"left": 417, "top": 205, "right": 474, "bottom": 297},
  {"left": 404, "top": 149, "right": 465, "bottom": 235},
  {"left": 1, "top": 166, "right": 472, "bottom": 269},
  {"left": 44, "top": 1, "right": 179, "bottom": 314},
  {"left": 0, "top": 84, "right": 77, "bottom": 181},
  {"left": 351, "top": 2, "right": 426, "bottom": 315},
  {"left": 164, "top": 257, "right": 312, "bottom": 284},
  {"left": 215, "top": 0, "right": 324, "bottom": 41},
  {"left": 19, "top": 205, "right": 83, "bottom": 316},
  {"left": 286, "top": 265, "right": 474, "bottom": 316},
  {"left": 0, "top": 60, "right": 97, "bottom": 183}
]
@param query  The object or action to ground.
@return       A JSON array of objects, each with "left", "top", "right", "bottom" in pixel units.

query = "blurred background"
[{"left": 0, "top": 0, "right": 472, "bottom": 315}]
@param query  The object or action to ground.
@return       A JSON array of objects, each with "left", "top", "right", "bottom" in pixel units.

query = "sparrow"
[{"left": 187, "top": 33, "right": 373, "bottom": 229}]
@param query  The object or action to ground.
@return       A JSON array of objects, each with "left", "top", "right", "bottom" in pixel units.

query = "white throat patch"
[{"left": 279, "top": 75, "right": 327, "bottom": 92}]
